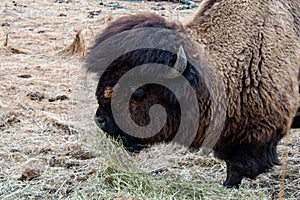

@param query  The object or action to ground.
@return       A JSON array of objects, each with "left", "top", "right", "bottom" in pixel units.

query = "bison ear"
[{"left": 164, "top": 45, "right": 187, "bottom": 79}]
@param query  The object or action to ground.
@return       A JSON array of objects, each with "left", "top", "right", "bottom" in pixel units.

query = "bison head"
[{"left": 93, "top": 47, "right": 202, "bottom": 152}]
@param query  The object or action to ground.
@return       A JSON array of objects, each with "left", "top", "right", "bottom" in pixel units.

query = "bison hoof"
[
  {"left": 223, "top": 179, "right": 241, "bottom": 188},
  {"left": 223, "top": 171, "right": 242, "bottom": 188}
]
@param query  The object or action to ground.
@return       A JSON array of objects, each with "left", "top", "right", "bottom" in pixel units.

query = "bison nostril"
[{"left": 95, "top": 115, "right": 106, "bottom": 124}]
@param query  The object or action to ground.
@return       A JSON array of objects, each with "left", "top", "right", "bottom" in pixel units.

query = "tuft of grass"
[
  {"left": 60, "top": 29, "right": 86, "bottom": 57},
  {"left": 69, "top": 133, "right": 270, "bottom": 200},
  {"left": 70, "top": 163, "right": 270, "bottom": 200}
]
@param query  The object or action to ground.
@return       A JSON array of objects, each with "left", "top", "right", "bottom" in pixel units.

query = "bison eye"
[{"left": 130, "top": 87, "right": 146, "bottom": 100}]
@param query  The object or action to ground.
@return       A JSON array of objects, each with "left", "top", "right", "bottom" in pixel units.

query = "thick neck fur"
[{"left": 185, "top": 0, "right": 299, "bottom": 144}]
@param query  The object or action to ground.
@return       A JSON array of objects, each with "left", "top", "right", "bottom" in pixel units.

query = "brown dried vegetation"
[{"left": 0, "top": 0, "right": 299, "bottom": 199}]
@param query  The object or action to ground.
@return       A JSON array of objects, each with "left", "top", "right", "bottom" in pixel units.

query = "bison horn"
[{"left": 164, "top": 45, "right": 187, "bottom": 79}]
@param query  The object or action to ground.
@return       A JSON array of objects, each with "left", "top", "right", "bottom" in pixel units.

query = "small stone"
[
  {"left": 18, "top": 74, "right": 32, "bottom": 78},
  {"left": 1, "top": 22, "right": 10, "bottom": 27},
  {"left": 27, "top": 92, "right": 45, "bottom": 101},
  {"left": 48, "top": 95, "right": 69, "bottom": 102},
  {"left": 56, "top": 95, "right": 69, "bottom": 101}
]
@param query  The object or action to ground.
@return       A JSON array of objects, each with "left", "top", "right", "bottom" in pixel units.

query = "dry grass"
[
  {"left": 59, "top": 29, "right": 86, "bottom": 57},
  {"left": 0, "top": 0, "right": 299, "bottom": 199}
]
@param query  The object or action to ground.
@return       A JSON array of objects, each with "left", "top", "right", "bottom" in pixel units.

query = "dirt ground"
[{"left": 0, "top": 0, "right": 299, "bottom": 199}]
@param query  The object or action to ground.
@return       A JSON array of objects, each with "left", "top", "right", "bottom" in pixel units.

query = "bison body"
[{"left": 86, "top": 0, "right": 300, "bottom": 187}]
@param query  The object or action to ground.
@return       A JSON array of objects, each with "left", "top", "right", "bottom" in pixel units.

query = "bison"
[
  {"left": 292, "top": 107, "right": 300, "bottom": 127},
  {"left": 85, "top": 0, "right": 300, "bottom": 188}
]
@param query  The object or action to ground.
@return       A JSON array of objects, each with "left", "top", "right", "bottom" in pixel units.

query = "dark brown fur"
[{"left": 86, "top": 0, "right": 300, "bottom": 188}]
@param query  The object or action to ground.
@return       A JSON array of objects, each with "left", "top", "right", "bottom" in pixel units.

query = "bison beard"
[{"left": 86, "top": 0, "right": 300, "bottom": 189}]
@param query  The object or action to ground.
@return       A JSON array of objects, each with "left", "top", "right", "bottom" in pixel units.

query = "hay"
[
  {"left": 67, "top": 135, "right": 272, "bottom": 200},
  {"left": 0, "top": 0, "right": 299, "bottom": 199},
  {"left": 59, "top": 29, "right": 86, "bottom": 57}
]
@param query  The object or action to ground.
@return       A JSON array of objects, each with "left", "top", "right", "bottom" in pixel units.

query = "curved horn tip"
[{"left": 164, "top": 45, "right": 187, "bottom": 79}]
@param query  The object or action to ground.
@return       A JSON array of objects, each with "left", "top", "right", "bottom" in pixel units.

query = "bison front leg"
[
  {"left": 223, "top": 160, "right": 243, "bottom": 188},
  {"left": 222, "top": 141, "right": 280, "bottom": 188}
]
